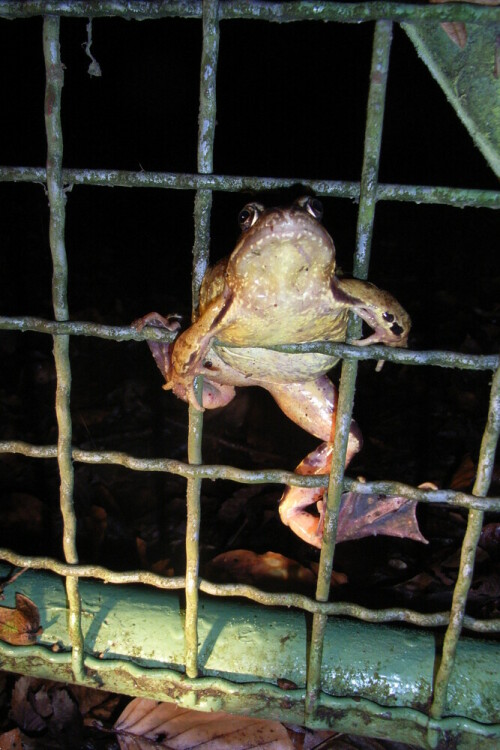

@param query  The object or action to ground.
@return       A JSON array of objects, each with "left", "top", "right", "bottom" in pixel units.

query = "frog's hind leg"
[{"left": 267, "top": 377, "right": 362, "bottom": 548}]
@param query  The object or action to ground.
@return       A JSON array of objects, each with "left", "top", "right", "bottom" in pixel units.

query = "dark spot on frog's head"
[
  {"left": 383, "top": 312, "right": 394, "bottom": 322},
  {"left": 203, "top": 361, "right": 213, "bottom": 369},
  {"left": 390, "top": 322, "right": 404, "bottom": 336}
]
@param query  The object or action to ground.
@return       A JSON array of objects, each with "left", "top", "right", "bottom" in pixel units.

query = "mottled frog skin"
[{"left": 134, "top": 197, "right": 412, "bottom": 548}]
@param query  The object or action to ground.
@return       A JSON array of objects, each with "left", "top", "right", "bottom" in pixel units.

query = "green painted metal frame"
[{"left": 0, "top": 2, "right": 499, "bottom": 748}]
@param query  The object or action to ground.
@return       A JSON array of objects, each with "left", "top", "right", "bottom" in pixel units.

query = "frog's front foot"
[
  {"left": 132, "top": 312, "right": 182, "bottom": 384},
  {"left": 335, "top": 279, "right": 411, "bottom": 348},
  {"left": 134, "top": 312, "right": 236, "bottom": 410}
]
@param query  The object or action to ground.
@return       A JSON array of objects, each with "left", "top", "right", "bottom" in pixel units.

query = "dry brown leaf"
[
  {"left": 430, "top": 0, "right": 500, "bottom": 47},
  {"left": 206, "top": 549, "right": 317, "bottom": 591},
  {"left": 10, "top": 678, "right": 46, "bottom": 733},
  {"left": 114, "top": 697, "right": 294, "bottom": 749},
  {"left": 68, "top": 684, "right": 118, "bottom": 719},
  {"left": 0, "top": 593, "right": 42, "bottom": 646},
  {"left": 479, "top": 522, "right": 500, "bottom": 557},
  {"left": 450, "top": 454, "right": 476, "bottom": 490},
  {"left": 0, "top": 727, "right": 24, "bottom": 750},
  {"left": 10, "top": 676, "right": 83, "bottom": 740}
]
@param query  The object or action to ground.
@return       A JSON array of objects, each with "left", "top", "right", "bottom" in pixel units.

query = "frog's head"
[
  {"left": 237, "top": 195, "right": 324, "bottom": 233},
  {"left": 229, "top": 196, "right": 337, "bottom": 284}
]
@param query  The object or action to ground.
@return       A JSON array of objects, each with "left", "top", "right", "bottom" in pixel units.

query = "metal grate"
[{"left": 0, "top": 2, "right": 499, "bottom": 748}]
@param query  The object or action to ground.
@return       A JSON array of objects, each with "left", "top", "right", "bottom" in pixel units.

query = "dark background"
[{"left": 0, "top": 13, "right": 498, "bottom": 578}]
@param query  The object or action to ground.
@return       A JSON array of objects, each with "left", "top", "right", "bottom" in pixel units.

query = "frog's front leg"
[
  {"left": 170, "top": 289, "right": 234, "bottom": 409},
  {"left": 133, "top": 309, "right": 236, "bottom": 409},
  {"left": 335, "top": 278, "right": 411, "bottom": 347},
  {"left": 267, "top": 377, "right": 362, "bottom": 548}
]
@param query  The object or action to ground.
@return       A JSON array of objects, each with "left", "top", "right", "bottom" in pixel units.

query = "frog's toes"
[
  {"left": 132, "top": 312, "right": 182, "bottom": 333},
  {"left": 279, "top": 488, "right": 324, "bottom": 548}
]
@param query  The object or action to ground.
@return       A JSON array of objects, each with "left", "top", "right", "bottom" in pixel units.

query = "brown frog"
[{"left": 134, "top": 196, "right": 413, "bottom": 548}]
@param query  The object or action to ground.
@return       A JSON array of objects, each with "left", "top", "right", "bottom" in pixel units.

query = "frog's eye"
[
  {"left": 238, "top": 202, "right": 263, "bottom": 231},
  {"left": 295, "top": 196, "right": 323, "bottom": 221}
]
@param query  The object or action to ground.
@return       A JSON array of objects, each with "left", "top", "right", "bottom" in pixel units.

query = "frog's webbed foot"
[
  {"left": 278, "top": 432, "right": 426, "bottom": 548},
  {"left": 334, "top": 278, "right": 411, "bottom": 348},
  {"left": 280, "top": 469, "right": 427, "bottom": 548}
]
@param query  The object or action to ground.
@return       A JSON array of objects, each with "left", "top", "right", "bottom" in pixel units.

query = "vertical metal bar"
[
  {"left": 185, "top": 0, "right": 220, "bottom": 679},
  {"left": 306, "top": 19, "right": 393, "bottom": 719},
  {"left": 43, "top": 15, "right": 85, "bottom": 682},
  {"left": 430, "top": 366, "right": 500, "bottom": 720}
]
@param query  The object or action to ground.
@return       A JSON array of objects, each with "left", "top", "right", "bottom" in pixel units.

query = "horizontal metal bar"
[
  {"left": 0, "top": 0, "right": 498, "bottom": 23},
  {"left": 0, "top": 550, "right": 498, "bottom": 633},
  {"left": 1, "top": 166, "right": 499, "bottom": 209},
  {"left": 1, "top": 439, "right": 499, "bottom": 512},
  {"left": 1, "top": 316, "right": 499, "bottom": 370}
]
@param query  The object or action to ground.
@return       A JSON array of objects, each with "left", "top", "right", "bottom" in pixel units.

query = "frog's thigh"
[
  {"left": 267, "top": 377, "right": 362, "bottom": 463},
  {"left": 266, "top": 377, "right": 336, "bottom": 441}
]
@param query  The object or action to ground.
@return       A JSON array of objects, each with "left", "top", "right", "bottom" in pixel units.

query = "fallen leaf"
[
  {"left": 206, "top": 550, "right": 317, "bottom": 591},
  {"left": 439, "top": 21, "right": 468, "bottom": 48},
  {"left": 0, "top": 593, "right": 42, "bottom": 645},
  {"left": 450, "top": 454, "right": 475, "bottom": 490},
  {"left": 0, "top": 727, "right": 24, "bottom": 750},
  {"left": 10, "top": 677, "right": 46, "bottom": 733},
  {"left": 114, "top": 697, "right": 294, "bottom": 749},
  {"left": 479, "top": 522, "right": 500, "bottom": 558},
  {"left": 9, "top": 676, "right": 84, "bottom": 742},
  {"left": 207, "top": 551, "right": 348, "bottom": 592},
  {"left": 430, "top": 0, "right": 500, "bottom": 48},
  {"left": 69, "top": 684, "right": 118, "bottom": 720}
]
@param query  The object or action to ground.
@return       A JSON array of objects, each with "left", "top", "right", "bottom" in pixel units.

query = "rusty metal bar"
[
  {"left": 1, "top": 0, "right": 499, "bottom": 24},
  {"left": 1, "top": 166, "right": 499, "bottom": 208},
  {"left": 430, "top": 366, "right": 500, "bottom": 721},
  {"left": 43, "top": 14, "right": 85, "bottom": 683},
  {"left": 306, "top": 19, "right": 394, "bottom": 720},
  {"left": 2, "top": 315, "right": 500, "bottom": 371},
  {"left": 1, "top": 439, "right": 500, "bottom": 513},
  {"left": 0, "top": 547, "right": 499, "bottom": 635},
  {"left": 184, "top": 0, "right": 220, "bottom": 679}
]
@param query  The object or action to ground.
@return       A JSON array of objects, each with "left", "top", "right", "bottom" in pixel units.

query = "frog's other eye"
[
  {"left": 295, "top": 196, "right": 323, "bottom": 221},
  {"left": 238, "top": 202, "right": 264, "bottom": 231}
]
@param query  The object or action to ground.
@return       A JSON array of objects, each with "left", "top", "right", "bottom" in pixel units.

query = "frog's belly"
[{"left": 213, "top": 345, "right": 338, "bottom": 384}]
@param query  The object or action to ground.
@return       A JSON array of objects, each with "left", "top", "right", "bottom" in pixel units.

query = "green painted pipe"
[{"left": 0, "top": 565, "right": 498, "bottom": 748}]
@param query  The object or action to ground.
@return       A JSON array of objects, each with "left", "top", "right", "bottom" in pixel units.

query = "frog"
[{"left": 134, "top": 196, "right": 415, "bottom": 549}]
